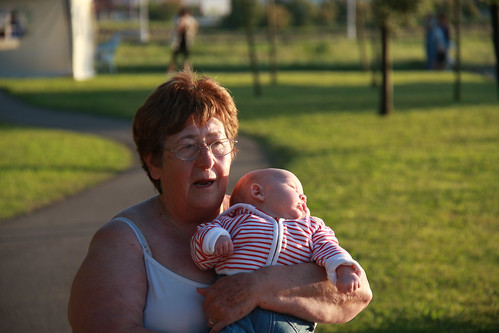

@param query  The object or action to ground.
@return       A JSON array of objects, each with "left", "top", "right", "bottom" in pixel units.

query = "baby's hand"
[
  {"left": 336, "top": 265, "right": 361, "bottom": 294},
  {"left": 214, "top": 235, "right": 233, "bottom": 257}
]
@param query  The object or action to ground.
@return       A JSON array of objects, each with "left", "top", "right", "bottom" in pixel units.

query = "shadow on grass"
[
  {"left": 8, "top": 89, "right": 153, "bottom": 119},
  {"left": 115, "top": 61, "right": 495, "bottom": 75},
  {"left": 244, "top": 134, "right": 292, "bottom": 168},
  {"left": 231, "top": 81, "right": 497, "bottom": 121},
  {"left": 6, "top": 72, "right": 496, "bottom": 122}
]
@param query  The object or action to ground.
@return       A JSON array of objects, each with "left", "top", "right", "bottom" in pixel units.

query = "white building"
[
  {"left": 0, "top": 0, "right": 95, "bottom": 80},
  {"left": 193, "top": 0, "right": 231, "bottom": 17}
]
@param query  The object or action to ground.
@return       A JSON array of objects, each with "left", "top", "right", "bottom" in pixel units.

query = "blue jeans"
[{"left": 220, "top": 307, "right": 315, "bottom": 333}]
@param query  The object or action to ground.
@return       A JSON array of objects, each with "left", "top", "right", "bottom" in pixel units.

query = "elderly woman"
[{"left": 68, "top": 72, "right": 372, "bottom": 333}]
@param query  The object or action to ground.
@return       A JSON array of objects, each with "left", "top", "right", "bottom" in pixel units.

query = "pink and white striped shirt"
[{"left": 191, "top": 204, "right": 361, "bottom": 284}]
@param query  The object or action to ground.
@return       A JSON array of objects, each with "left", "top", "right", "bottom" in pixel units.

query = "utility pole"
[
  {"left": 454, "top": 0, "right": 462, "bottom": 101},
  {"left": 139, "top": 0, "right": 149, "bottom": 43},
  {"left": 347, "top": 0, "right": 357, "bottom": 40}
]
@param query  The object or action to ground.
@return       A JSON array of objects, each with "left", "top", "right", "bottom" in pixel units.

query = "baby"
[{"left": 191, "top": 168, "right": 362, "bottom": 332}]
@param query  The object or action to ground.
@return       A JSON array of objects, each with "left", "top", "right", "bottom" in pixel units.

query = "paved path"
[{"left": 0, "top": 91, "right": 269, "bottom": 333}]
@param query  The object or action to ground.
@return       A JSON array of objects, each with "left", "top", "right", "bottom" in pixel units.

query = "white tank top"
[{"left": 116, "top": 217, "right": 210, "bottom": 333}]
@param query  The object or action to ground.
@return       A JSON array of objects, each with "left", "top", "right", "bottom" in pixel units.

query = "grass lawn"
[
  {"left": 0, "top": 69, "right": 497, "bottom": 332},
  {"left": 224, "top": 71, "right": 498, "bottom": 332},
  {"left": 0, "top": 123, "right": 132, "bottom": 221}
]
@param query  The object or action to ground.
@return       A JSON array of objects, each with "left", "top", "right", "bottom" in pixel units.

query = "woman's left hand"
[{"left": 197, "top": 272, "right": 259, "bottom": 333}]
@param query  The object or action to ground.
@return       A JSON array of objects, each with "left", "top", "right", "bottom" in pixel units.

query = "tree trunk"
[
  {"left": 357, "top": 1, "right": 369, "bottom": 71},
  {"left": 379, "top": 24, "right": 392, "bottom": 116},
  {"left": 370, "top": 29, "right": 380, "bottom": 87},
  {"left": 139, "top": 0, "right": 149, "bottom": 43},
  {"left": 267, "top": 0, "right": 278, "bottom": 85},
  {"left": 243, "top": 0, "right": 261, "bottom": 96},
  {"left": 347, "top": 0, "right": 357, "bottom": 40},
  {"left": 491, "top": 3, "right": 499, "bottom": 99},
  {"left": 454, "top": 0, "right": 462, "bottom": 101}
]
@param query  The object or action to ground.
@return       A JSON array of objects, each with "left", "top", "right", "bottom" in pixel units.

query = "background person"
[
  {"left": 192, "top": 168, "right": 364, "bottom": 332},
  {"left": 425, "top": 13, "right": 447, "bottom": 70},
  {"left": 437, "top": 12, "right": 453, "bottom": 69},
  {"left": 68, "top": 72, "right": 372, "bottom": 333},
  {"left": 168, "top": 8, "right": 198, "bottom": 73}
]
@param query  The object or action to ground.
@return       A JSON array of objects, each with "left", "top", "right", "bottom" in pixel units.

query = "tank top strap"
[{"left": 114, "top": 217, "right": 153, "bottom": 257}]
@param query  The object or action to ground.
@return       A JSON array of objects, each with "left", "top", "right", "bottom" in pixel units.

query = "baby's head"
[{"left": 230, "top": 168, "right": 308, "bottom": 219}]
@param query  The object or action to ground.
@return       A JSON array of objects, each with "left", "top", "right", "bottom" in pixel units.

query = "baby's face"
[{"left": 262, "top": 170, "right": 308, "bottom": 219}]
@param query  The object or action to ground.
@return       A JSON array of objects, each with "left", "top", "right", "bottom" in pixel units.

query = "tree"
[
  {"left": 280, "top": 0, "right": 316, "bottom": 27},
  {"left": 379, "top": 17, "right": 392, "bottom": 116},
  {"left": 223, "top": 0, "right": 263, "bottom": 96},
  {"left": 486, "top": 0, "right": 499, "bottom": 98},
  {"left": 267, "top": 0, "right": 278, "bottom": 85},
  {"left": 454, "top": 0, "right": 462, "bottom": 101},
  {"left": 268, "top": 3, "right": 291, "bottom": 30},
  {"left": 316, "top": 0, "right": 339, "bottom": 27},
  {"left": 357, "top": 0, "right": 370, "bottom": 71},
  {"left": 243, "top": 0, "right": 262, "bottom": 96},
  {"left": 223, "top": 0, "right": 265, "bottom": 30},
  {"left": 148, "top": 0, "right": 181, "bottom": 21},
  {"left": 222, "top": 0, "right": 245, "bottom": 29},
  {"left": 474, "top": 0, "right": 498, "bottom": 98},
  {"left": 372, "top": 0, "right": 429, "bottom": 116}
]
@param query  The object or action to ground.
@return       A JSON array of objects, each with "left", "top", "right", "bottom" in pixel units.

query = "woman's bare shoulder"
[
  {"left": 79, "top": 216, "right": 147, "bottom": 279},
  {"left": 97, "top": 196, "right": 157, "bottom": 242},
  {"left": 111, "top": 196, "right": 157, "bottom": 222},
  {"left": 69, "top": 205, "right": 152, "bottom": 331},
  {"left": 90, "top": 219, "right": 139, "bottom": 249},
  {"left": 80, "top": 198, "right": 160, "bottom": 275}
]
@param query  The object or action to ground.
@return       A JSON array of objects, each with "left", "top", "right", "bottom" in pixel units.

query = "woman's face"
[{"left": 151, "top": 116, "right": 232, "bottom": 221}]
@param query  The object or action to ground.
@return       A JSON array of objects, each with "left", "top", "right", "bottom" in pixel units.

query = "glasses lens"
[
  {"left": 176, "top": 144, "right": 199, "bottom": 160},
  {"left": 211, "top": 139, "right": 233, "bottom": 156}
]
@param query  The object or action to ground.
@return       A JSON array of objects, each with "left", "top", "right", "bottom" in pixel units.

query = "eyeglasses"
[{"left": 165, "top": 138, "right": 237, "bottom": 161}]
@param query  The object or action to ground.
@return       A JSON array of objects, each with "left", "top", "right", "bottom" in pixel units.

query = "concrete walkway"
[{"left": 0, "top": 91, "right": 269, "bottom": 333}]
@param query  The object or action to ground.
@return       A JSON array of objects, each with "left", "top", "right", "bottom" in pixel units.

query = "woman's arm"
[
  {"left": 198, "top": 263, "right": 372, "bottom": 332},
  {"left": 68, "top": 221, "right": 159, "bottom": 333},
  {"left": 259, "top": 263, "right": 372, "bottom": 323}
]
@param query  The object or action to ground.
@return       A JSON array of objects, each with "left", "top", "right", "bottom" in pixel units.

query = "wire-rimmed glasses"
[{"left": 165, "top": 138, "right": 237, "bottom": 161}]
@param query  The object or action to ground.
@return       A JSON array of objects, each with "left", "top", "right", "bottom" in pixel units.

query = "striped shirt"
[{"left": 191, "top": 204, "right": 361, "bottom": 284}]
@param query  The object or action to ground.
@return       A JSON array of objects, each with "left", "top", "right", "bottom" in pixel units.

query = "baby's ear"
[{"left": 250, "top": 183, "right": 265, "bottom": 202}]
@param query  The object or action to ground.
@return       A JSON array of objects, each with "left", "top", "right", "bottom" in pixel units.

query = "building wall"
[{"left": 0, "top": 0, "right": 94, "bottom": 79}]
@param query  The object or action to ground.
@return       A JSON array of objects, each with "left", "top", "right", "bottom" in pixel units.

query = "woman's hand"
[{"left": 197, "top": 272, "right": 260, "bottom": 333}]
